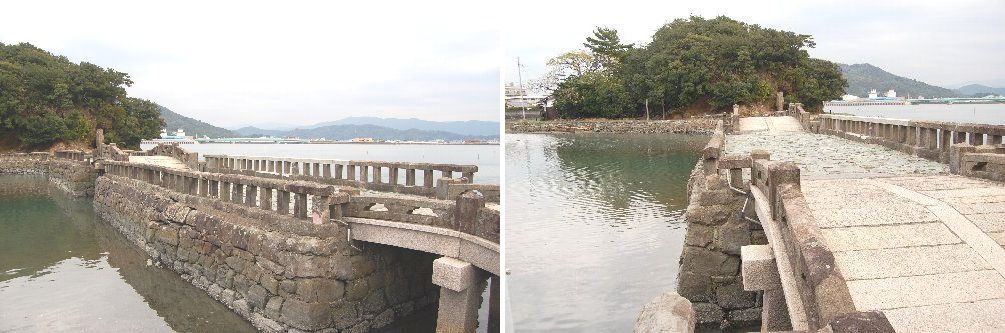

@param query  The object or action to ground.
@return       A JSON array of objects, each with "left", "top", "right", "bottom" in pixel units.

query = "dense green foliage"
[
  {"left": 158, "top": 104, "right": 237, "bottom": 138},
  {"left": 550, "top": 16, "right": 847, "bottom": 118},
  {"left": 839, "top": 63, "right": 958, "bottom": 98},
  {"left": 0, "top": 42, "right": 162, "bottom": 149}
]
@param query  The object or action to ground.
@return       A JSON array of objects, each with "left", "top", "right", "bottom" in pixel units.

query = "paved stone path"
[
  {"left": 731, "top": 116, "right": 1005, "bottom": 332},
  {"left": 128, "top": 156, "right": 191, "bottom": 170}
]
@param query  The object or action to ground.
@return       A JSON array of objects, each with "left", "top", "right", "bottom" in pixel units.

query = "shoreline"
[{"left": 506, "top": 118, "right": 721, "bottom": 135}]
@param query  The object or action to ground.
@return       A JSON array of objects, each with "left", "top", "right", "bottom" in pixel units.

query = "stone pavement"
[
  {"left": 737, "top": 116, "right": 803, "bottom": 134},
  {"left": 128, "top": 156, "right": 191, "bottom": 170},
  {"left": 729, "top": 116, "right": 1005, "bottom": 332}
]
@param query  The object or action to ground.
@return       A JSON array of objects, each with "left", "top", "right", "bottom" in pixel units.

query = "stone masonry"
[
  {"left": 93, "top": 174, "right": 440, "bottom": 333},
  {"left": 0, "top": 152, "right": 96, "bottom": 196},
  {"left": 675, "top": 124, "right": 767, "bottom": 329}
]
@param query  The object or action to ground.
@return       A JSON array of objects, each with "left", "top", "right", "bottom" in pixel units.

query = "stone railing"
[
  {"left": 724, "top": 152, "right": 895, "bottom": 332},
  {"left": 54, "top": 150, "right": 93, "bottom": 163},
  {"left": 101, "top": 160, "right": 348, "bottom": 223},
  {"left": 99, "top": 159, "right": 499, "bottom": 248},
  {"left": 203, "top": 154, "right": 492, "bottom": 200},
  {"left": 818, "top": 114, "right": 1005, "bottom": 163}
]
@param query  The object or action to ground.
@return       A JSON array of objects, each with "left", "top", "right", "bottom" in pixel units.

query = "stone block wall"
[
  {"left": 0, "top": 153, "right": 96, "bottom": 196},
  {"left": 93, "top": 175, "right": 440, "bottom": 333},
  {"left": 676, "top": 161, "right": 765, "bottom": 329}
]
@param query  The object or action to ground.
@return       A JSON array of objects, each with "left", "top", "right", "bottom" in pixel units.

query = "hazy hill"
[
  {"left": 306, "top": 117, "right": 500, "bottom": 137},
  {"left": 956, "top": 84, "right": 1005, "bottom": 96},
  {"left": 838, "top": 63, "right": 959, "bottom": 98},
  {"left": 158, "top": 105, "right": 237, "bottom": 138},
  {"left": 234, "top": 124, "right": 497, "bottom": 141}
]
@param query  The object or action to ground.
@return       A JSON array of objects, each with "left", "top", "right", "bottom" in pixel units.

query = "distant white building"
[
  {"left": 868, "top": 89, "right": 878, "bottom": 99},
  {"left": 885, "top": 89, "right": 897, "bottom": 98},
  {"left": 841, "top": 94, "right": 860, "bottom": 101}
]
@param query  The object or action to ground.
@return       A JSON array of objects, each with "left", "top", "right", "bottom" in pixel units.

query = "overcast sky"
[
  {"left": 0, "top": 1, "right": 500, "bottom": 128},
  {"left": 504, "top": 0, "right": 1005, "bottom": 91}
]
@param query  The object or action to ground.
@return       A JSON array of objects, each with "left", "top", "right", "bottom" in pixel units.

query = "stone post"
[
  {"left": 374, "top": 166, "right": 383, "bottom": 184},
  {"left": 433, "top": 257, "right": 487, "bottom": 333},
  {"left": 424, "top": 169, "right": 435, "bottom": 188},
  {"left": 347, "top": 165, "right": 357, "bottom": 181},
  {"left": 454, "top": 190, "right": 485, "bottom": 234},
  {"left": 259, "top": 188, "right": 273, "bottom": 211},
  {"left": 294, "top": 193, "right": 308, "bottom": 218},
  {"left": 310, "top": 194, "right": 331, "bottom": 224},
  {"left": 389, "top": 168, "right": 399, "bottom": 185},
  {"left": 406, "top": 169, "right": 416, "bottom": 186},
  {"left": 245, "top": 185, "right": 257, "bottom": 207},
  {"left": 950, "top": 143, "right": 977, "bottom": 174},
  {"left": 776, "top": 92, "right": 784, "bottom": 112},
  {"left": 232, "top": 183, "right": 244, "bottom": 204},
  {"left": 277, "top": 191, "right": 291, "bottom": 215},
  {"left": 437, "top": 178, "right": 466, "bottom": 200}
]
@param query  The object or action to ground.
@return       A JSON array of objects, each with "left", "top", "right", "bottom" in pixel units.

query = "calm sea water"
[
  {"left": 824, "top": 103, "right": 1005, "bottom": 125},
  {"left": 0, "top": 175, "right": 256, "bottom": 332},
  {"left": 505, "top": 133, "right": 706, "bottom": 332},
  {"left": 141, "top": 143, "right": 500, "bottom": 184}
]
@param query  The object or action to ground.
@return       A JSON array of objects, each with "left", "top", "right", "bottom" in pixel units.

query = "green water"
[
  {"left": 506, "top": 133, "right": 707, "bottom": 332},
  {"left": 0, "top": 175, "right": 256, "bottom": 332}
]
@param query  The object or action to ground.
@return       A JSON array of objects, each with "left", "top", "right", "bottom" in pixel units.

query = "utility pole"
[{"left": 517, "top": 57, "right": 527, "bottom": 120}]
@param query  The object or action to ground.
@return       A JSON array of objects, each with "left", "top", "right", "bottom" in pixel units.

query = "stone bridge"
[
  {"left": 663, "top": 105, "right": 1005, "bottom": 333},
  {"left": 28, "top": 134, "right": 499, "bottom": 333}
]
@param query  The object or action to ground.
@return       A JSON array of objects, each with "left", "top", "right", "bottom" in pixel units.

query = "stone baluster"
[
  {"left": 231, "top": 183, "right": 244, "bottom": 204},
  {"left": 294, "top": 193, "right": 308, "bottom": 218},
  {"left": 374, "top": 166, "right": 383, "bottom": 184},
  {"left": 220, "top": 182, "right": 232, "bottom": 201},
  {"left": 443, "top": 170, "right": 453, "bottom": 180},
  {"left": 406, "top": 169, "right": 416, "bottom": 186},
  {"left": 347, "top": 165, "right": 357, "bottom": 181},
  {"left": 276, "top": 190, "right": 291, "bottom": 215},
  {"left": 967, "top": 132, "right": 982, "bottom": 145},
  {"left": 260, "top": 187, "right": 273, "bottom": 211},
  {"left": 209, "top": 180, "right": 219, "bottom": 197},
  {"left": 992, "top": 135, "right": 1004, "bottom": 145},
  {"left": 245, "top": 184, "right": 257, "bottom": 207},
  {"left": 323, "top": 163, "right": 332, "bottom": 178},
  {"left": 359, "top": 165, "right": 369, "bottom": 182},
  {"left": 424, "top": 169, "right": 435, "bottom": 188},
  {"left": 389, "top": 167, "right": 399, "bottom": 185},
  {"left": 462, "top": 171, "right": 474, "bottom": 183},
  {"left": 334, "top": 164, "right": 344, "bottom": 180},
  {"left": 313, "top": 163, "right": 321, "bottom": 177},
  {"left": 187, "top": 176, "right": 199, "bottom": 195}
]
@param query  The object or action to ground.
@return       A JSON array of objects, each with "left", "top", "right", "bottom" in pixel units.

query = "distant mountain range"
[
  {"left": 838, "top": 63, "right": 1004, "bottom": 99},
  {"left": 233, "top": 124, "right": 496, "bottom": 141},
  {"left": 158, "top": 105, "right": 237, "bottom": 138},
  {"left": 154, "top": 106, "right": 498, "bottom": 141},
  {"left": 956, "top": 84, "right": 1005, "bottom": 96}
]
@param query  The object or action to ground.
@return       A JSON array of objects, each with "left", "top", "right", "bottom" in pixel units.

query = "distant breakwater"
[{"left": 506, "top": 118, "right": 719, "bottom": 135}]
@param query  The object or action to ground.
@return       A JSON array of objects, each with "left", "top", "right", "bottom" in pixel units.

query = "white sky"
[
  {"left": 503, "top": 0, "right": 1005, "bottom": 90},
  {"left": 0, "top": 0, "right": 501, "bottom": 128}
]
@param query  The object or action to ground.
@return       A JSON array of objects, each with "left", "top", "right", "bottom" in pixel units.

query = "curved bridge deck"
[{"left": 728, "top": 116, "right": 1005, "bottom": 332}]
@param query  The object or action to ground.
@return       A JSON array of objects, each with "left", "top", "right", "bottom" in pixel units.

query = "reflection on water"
[
  {"left": 506, "top": 133, "right": 706, "bottom": 332},
  {"left": 825, "top": 104, "right": 1005, "bottom": 125},
  {"left": 0, "top": 175, "right": 257, "bottom": 332}
]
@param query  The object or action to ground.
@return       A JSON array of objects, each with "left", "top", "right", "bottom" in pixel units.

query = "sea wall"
[
  {"left": 93, "top": 174, "right": 440, "bottom": 333},
  {"left": 0, "top": 153, "right": 96, "bottom": 196},
  {"left": 506, "top": 118, "right": 719, "bottom": 134}
]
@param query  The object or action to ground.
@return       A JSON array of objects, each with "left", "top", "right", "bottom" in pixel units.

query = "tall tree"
[{"left": 584, "top": 27, "right": 633, "bottom": 68}]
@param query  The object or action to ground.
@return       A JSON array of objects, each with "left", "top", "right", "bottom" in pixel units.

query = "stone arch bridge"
[{"left": 53, "top": 134, "right": 499, "bottom": 333}]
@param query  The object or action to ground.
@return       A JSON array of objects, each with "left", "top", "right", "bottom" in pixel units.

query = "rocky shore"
[{"left": 506, "top": 118, "right": 720, "bottom": 135}]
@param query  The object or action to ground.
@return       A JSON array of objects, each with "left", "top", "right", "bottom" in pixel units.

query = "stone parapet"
[
  {"left": 1, "top": 152, "right": 96, "bottom": 196},
  {"left": 507, "top": 118, "right": 720, "bottom": 135},
  {"left": 202, "top": 154, "right": 496, "bottom": 201},
  {"left": 818, "top": 114, "right": 1005, "bottom": 164}
]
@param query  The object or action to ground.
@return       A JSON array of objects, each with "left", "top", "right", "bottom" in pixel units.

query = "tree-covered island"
[
  {"left": 534, "top": 16, "right": 847, "bottom": 119},
  {"left": 1, "top": 42, "right": 163, "bottom": 151}
]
